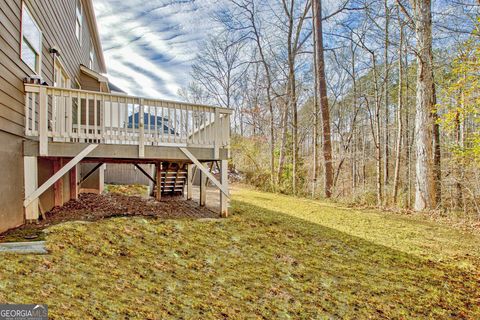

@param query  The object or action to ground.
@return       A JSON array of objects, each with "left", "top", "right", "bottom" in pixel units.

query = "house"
[{"left": 0, "top": 0, "right": 231, "bottom": 233}]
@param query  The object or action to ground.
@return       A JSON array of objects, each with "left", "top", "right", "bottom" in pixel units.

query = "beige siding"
[
  {"left": 0, "top": 131, "right": 24, "bottom": 233},
  {"left": 105, "top": 164, "right": 155, "bottom": 186},
  {"left": 79, "top": 71, "right": 101, "bottom": 91},
  {"left": 0, "top": 0, "right": 104, "bottom": 232},
  {"left": 0, "top": 0, "right": 103, "bottom": 137}
]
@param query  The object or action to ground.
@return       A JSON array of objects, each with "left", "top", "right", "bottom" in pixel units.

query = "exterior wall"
[
  {"left": 79, "top": 72, "right": 101, "bottom": 91},
  {"left": 0, "top": 0, "right": 105, "bottom": 232},
  {"left": 0, "top": 131, "right": 24, "bottom": 233},
  {"left": 80, "top": 163, "right": 105, "bottom": 194},
  {"left": 105, "top": 164, "right": 154, "bottom": 186}
]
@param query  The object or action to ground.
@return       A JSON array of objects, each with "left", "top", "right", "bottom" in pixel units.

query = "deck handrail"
[{"left": 24, "top": 84, "right": 231, "bottom": 157}]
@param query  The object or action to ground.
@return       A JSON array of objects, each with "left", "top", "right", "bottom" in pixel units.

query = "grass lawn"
[{"left": 0, "top": 186, "right": 479, "bottom": 319}]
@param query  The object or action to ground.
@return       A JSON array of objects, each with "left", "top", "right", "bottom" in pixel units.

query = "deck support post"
[
  {"left": 70, "top": 164, "right": 78, "bottom": 200},
  {"left": 53, "top": 159, "right": 64, "bottom": 206},
  {"left": 24, "top": 144, "right": 98, "bottom": 208},
  {"left": 186, "top": 164, "right": 193, "bottom": 200},
  {"left": 179, "top": 147, "right": 229, "bottom": 198},
  {"left": 220, "top": 160, "right": 228, "bottom": 217},
  {"left": 156, "top": 162, "right": 162, "bottom": 201},
  {"left": 200, "top": 166, "right": 207, "bottom": 206},
  {"left": 24, "top": 156, "right": 39, "bottom": 221}
]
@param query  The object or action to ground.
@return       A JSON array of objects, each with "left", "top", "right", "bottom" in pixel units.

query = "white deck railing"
[{"left": 24, "top": 84, "right": 231, "bottom": 157}]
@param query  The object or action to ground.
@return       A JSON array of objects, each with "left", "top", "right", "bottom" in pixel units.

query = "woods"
[{"left": 180, "top": 0, "right": 480, "bottom": 214}]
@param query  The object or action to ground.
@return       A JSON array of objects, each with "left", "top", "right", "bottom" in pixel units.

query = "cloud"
[{"left": 93, "top": 0, "right": 223, "bottom": 99}]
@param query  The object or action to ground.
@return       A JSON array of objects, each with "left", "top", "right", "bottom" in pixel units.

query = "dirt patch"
[{"left": 0, "top": 193, "right": 219, "bottom": 243}]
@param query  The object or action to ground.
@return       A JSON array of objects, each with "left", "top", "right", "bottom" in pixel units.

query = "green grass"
[
  {"left": 104, "top": 184, "right": 149, "bottom": 197},
  {"left": 0, "top": 186, "right": 479, "bottom": 319}
]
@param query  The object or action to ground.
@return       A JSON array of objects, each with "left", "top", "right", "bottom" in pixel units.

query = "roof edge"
[
  {"left": 84, "top": 0, "right": 107, "bottom": 74},
  {"left": 80, "top": 64, "right": 108, "bottom": 83}
]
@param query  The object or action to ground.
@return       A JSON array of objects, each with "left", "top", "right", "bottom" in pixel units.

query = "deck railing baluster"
[{"left": 23, "top": 85, "right": 231, "bottom": 151}]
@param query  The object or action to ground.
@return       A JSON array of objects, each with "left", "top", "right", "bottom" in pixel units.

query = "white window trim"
[
  {"left": 21, "top": 3, "right": 42, "bottom": 75},
  {"left": 76, "top": 0, "right": 83, "bottom": 45}
]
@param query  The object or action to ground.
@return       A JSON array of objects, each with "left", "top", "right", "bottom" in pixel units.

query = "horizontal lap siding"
[
  {"left": 79, "top": 72, "right": 101, "bottom": 91},
  {"left": 0, "top": 0, "right": 101, "bottom": 137},
  {"left": 0, "top": 1, "right": 26, "bottom": 137}
]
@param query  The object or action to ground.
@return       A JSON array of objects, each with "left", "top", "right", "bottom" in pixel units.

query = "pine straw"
[
  {"left": 0, "top": 193, "right": 218, "bottom": 243},
  {"left": 0, "top": 187, "right": 479, "bottom": 319}
]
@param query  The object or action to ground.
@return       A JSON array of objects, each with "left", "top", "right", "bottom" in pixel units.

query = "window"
[
  {"left": 54, "top": 60, "right": 70, "bottom": 88},
  {"left": 75, "top": 0, "right": 82, "bottom": 44},
  {"left": 21, "top": 4, "right": 42, "bottom": 73},
  {"left": 89, "top": 40, "right": 94, "bottom": 69}
]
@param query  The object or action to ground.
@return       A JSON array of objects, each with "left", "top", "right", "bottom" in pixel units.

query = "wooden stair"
[{"left": 153, "top": 162, "right": 188, "bottom": 197}]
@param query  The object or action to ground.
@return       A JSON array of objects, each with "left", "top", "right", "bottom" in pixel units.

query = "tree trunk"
[
  {"left": 277, "top": 98, "right": 289, "bottom": 182},
  {"left": 383, "top": 0, "right": 390, "bottom": 188},
  {"left": 313, "top": 0, "right": 334, "bottom": 198},
  {"left": 411, "top": 0, "right": 436, "bottom": 211},
  {"left": 393, "top": 14, "right": 403, "bottom": 204},
  {"left": 454, "top": 111, "right": 463, "bottom": 209},
  {"left": 312, "top": 5, "right": 319, "bottom": 197},
  {"left": 350, "top": 43, "right": 358, "bottom": 193},
  {"left": 290, "top": 59, "right": 298, "bottom": 194},
  {"left": 432, "top": 84, "right": 442, "bottom": 207},
  {"left": 405, "top": 45, "right": 412, "bottom": 209},
  {"left": 373, "top": 55, "right": 383, "bottom": 207}
]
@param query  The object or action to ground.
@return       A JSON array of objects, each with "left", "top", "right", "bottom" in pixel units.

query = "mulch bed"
[{"left": 0, "top": 193, "right": 219, "bottom": 242}]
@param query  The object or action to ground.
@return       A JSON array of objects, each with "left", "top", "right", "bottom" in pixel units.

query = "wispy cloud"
[{"left": 93, "top": 0, "right": 223, "bottom": 99}]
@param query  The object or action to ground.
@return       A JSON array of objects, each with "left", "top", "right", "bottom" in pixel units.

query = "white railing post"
[
  {"left": 225, "top": 112, "right": 231, "bottom": 146},
  {"left": 214, "top": 108, "right": 220, "bottom": 159},
  {"left": 39, "top": 86, "right": 48, "bottom": 156},
  {"left": 139, "top": 98, "right": 145, "bottom": 158},
  {"left": 23, "top": 86, "right": 231, "bottom": 152},
  {"left": 66, "top": 90, "right": 72, "bottom": 141},
  {"left": 25, "top": 91, "right": 30, "bottom": 136}
]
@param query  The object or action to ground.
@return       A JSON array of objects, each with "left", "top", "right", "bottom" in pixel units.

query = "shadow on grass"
[
  {"left": 230, "top": 199, "right": 480, "bottom": 318},
  {"left": 0, "top": 199, "right": 478, "bottom": 319}
]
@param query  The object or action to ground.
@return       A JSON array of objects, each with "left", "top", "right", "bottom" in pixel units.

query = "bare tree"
[
  {"left": 191, "top": 33, "right": 247, "bottom": 109},
  {"left": 407, "top": 0, "right": 437, "bottom": 210},
  {"left": 313, "top": 0, "right": 334, "bottom": 198},
  {"left": 384, "top": 0, "right": 391, "bottom": 188},
  {"left": 224, "top": 0, "right": 279, "bottom": 187},
  {"left": 392, "top": 5, "right": 404, "bottom": 204},
  {"left": 281, "top": 0, "right": 312, "bottom": 194}
]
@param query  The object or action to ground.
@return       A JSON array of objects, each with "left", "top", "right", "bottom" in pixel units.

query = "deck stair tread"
[{"left": 153, "top": 162, "right": 187, "bottom": 197}]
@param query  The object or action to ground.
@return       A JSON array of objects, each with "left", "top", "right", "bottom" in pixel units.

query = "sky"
[
  {"left": 93, "top": 0, "right": 223, "bottom": 100},
  {"left": 93, "top": 0, "right": 478, "bottom": 101}
]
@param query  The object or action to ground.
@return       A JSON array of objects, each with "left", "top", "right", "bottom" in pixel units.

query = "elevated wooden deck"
[{"left": 22, "top": 84, "right": 231, "bottom": 220}]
